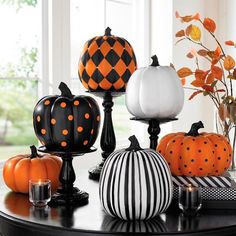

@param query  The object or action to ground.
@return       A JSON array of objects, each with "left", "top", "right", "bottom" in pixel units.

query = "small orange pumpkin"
[
  {"left": 157, "top": 121, "right": 232, "bottom": 177},
  {"left": 3, "top": 146, "right": 62, "bottom": 193}
]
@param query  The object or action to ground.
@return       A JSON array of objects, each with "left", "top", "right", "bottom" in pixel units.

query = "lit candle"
[
  {"left": 29, "top": 179, "right": 51, "bottom": 207},
  {"left": 179, "top": 184, "right": 202, "bottom": 216}
]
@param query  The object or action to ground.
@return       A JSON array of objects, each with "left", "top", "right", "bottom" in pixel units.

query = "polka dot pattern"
[
  {"left": 37, "top": 116, "right": 41, "bottom": 122},
  {"left": 74, "top": 100, "right": 80, "bottom": 106},
  {"left": 68, "top": 115, "right": 73, "bottom": 121},
  {"left": 60, "top": 102, "right": 67, "bottom": 108},
  {"left": 51, "top": 119, "right": 56, "bottom": 125},
  {"left": 33, "top": 90, "right": 101, "bottom": 152},
  {"left": 61, "top": 141, "right": 67, "bottom": 147},
  {"left": 44, "top": 100, "right": 50, "bottom": 105},
  {"left": 77, "top": 126, "right": 83, "bottom": 133},
  {"left": 62, "top": 129, "right": 68, "bottom": 136},
  {"left": 157, "top": 130, "right": 232, "bottom": 177},
  {"left": 41, "top": 129, "right": 46, "bottom": 135}
]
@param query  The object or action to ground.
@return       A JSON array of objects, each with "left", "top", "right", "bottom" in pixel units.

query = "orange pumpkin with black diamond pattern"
[
  {"left": 33, "top": 82, "right": 100, "bottom": 152},
  {"left": 157, "top": 121, "right": 232, "bottom": 177},
  {"left": 78, "top": 27, "right": 137, "bottom": 91}
]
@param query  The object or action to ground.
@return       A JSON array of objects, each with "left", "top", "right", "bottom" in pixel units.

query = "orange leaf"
[
  {"left": 181, "top": 78, "right": 186, "bottom": 86},
  {"left": 225, "top": 40, "right": 235, "bottom": 46},
  {"left": 203, "top": 18, "right": 216, "bottom": 33},
  {"left": 191, "top": 80, "right": 205, "bottom": 87},
  {"left": 177, "top": 67, "right": 193, "bottom": 78},
  {"left": 214, "top": 47, "right": 221, "bottom": 59},
  {"left": 206, "top": 73, "right": 215, "bottom": 84},
  {"left": 175, "top": 30, "right": 185, "bottom": 37},
  {"left": 197, "top": 49, "right": 208, "bottom": 57},
  {"left": 186, "top": 52, "right": 194, "bottom": 58},
  {"left": 185, "top": 25, "right": 192, "bottom": 36},
  {"left": 189, "top": 25, "right": 201, "bottom": 41},
  {"left": 178, "top": 13, "right": 200, "bottom": 22},
  {"left": 195, "top": 69, "right": 209, "bottom": 81},
  {"left": 224, "top": 55, "right": 235, "bottom": 71},
  {"left": 211, "top": 66, "right": 223, "bottom": 80},
  {"left": 202, "top": 85, "right": 214, "bottom": 92},
  {"left": 211, "top": 58, "right": 220, "bottom": 65},
  {"left": 189, "top": 90, "right": 202, "bottom": 100},
  {"left": 207, "top": 51, "right": 215, "bottom": 59}
]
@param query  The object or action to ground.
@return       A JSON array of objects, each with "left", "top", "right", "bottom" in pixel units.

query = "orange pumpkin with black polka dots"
[
  {"left": 3, "top": 146, "right": 62, "bottom": 194},
  {"left": 157, "top": 121, "right": 232, "bottom": 177},
  {"left": 33, "top": 82, "right": 100, "bottom": 151}
]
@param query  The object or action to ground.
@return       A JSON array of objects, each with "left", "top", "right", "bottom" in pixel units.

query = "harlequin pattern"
[
  {"left": 157, "top": 122, "right": 232, "bottom": 177},
  {"left": 78, "top": 27, "right": 137, "bottom": 91},
  {"left": 33, "top": 82, "right": 100, "bottom": 152}
]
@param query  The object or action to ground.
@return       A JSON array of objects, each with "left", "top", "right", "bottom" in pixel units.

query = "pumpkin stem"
[
  {"left": 150, "top": 55, "right": 160, "bottom": 67},
  {"left": 126, "top": 135, "right": 143, "bottom": 151},
  {"left": 105, "top": 27, "right": 112, "bottom": 36},
  {"left": 30, "top": 145, "right": 38, "bottom": 158},
  {"left": 185, "top": 121, "right": 204, "bottom": 137},
  {"left": 58, "top": 82, "right": 73, "bottom": 98}
]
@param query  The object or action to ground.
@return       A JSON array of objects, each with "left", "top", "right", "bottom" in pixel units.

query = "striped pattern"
[
  {"left": 172, "top": 175, "right": 232, "bottom": 188},
  {"left": 99, "top": 149, "right": 173, "bottom": 220}
]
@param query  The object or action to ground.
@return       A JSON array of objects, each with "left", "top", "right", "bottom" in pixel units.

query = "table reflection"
[
  {"left": 101, "top": 215, "right": 168, "bottom": 233},
  {"left": 4, "top": 192, "right": 58, "bottom": 220}
]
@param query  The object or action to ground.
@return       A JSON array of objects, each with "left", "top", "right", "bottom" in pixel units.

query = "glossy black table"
[{"left": 1, "top": 159, "right": 236, "bottom": 235}]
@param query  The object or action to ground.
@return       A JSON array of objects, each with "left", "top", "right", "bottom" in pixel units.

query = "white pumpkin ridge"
[{"left": 125, "top": 55, "right": 184, "bottom": 119}]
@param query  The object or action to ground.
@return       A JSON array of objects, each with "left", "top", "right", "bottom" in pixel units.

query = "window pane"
[
  {"left": 71, "top": 0, "right": 136, "bottom": 143},
  {"left": 0, "top": 1, "right": 41, "bottom": 160}
]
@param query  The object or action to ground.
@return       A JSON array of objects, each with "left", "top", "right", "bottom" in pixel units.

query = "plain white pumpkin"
[{"left": 125, "top": 55, "right": 184, "bottom": 119}]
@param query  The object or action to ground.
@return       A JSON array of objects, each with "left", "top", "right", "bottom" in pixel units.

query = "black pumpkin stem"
[
  {"left": 105, "top": 27, "right": 112, "bottom": 36},
  {"left": 126, "top": 135, "right": 142, "bottom": 151},
  {"left": 150, "top": 55, "right": 160, "bottom": 67},
  {"left": 30, "top": 145, "right": 38, "bottom": 158},
  {"left": 58, "top": 82, "right": 73, "bottom": 98},
  {"left": 185, "top": 121, "right": 204, "bottom": 137}
]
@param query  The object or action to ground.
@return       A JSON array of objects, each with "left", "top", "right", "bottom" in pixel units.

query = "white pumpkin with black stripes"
[{"left": 99, "top": 135, "right": 173, "bottom": 220}]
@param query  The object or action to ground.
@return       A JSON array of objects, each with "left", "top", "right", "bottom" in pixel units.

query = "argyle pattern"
[{"left": 78, "top": 36, "right": 137, "bottom": 91}]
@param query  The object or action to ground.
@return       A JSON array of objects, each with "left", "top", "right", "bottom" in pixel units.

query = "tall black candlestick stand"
[
  {"left": 38, "top": 147, "right": 96, "bottom": 206},
  {"left": 88, "top": 91, "right": 125, "bottom": 180},
  {"left": 130, "top": 117, "right": 178, "bottom": 150}
]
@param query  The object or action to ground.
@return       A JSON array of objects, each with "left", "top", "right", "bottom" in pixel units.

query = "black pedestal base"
[
  {"left": 49, "top": 187, "right": 89, "bottom": 207},
  {"left": 88, "top": 161, "right": 104, "bottom": 181}
]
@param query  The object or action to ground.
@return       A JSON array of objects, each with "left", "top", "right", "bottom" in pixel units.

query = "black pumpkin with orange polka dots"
[{"left": 33, "top": 82, "right": 100, "bottom": 152}]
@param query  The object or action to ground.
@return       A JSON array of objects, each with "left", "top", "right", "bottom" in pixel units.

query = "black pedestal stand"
[
  {"left": 88, "top": 91, "right": 125, "bottom": 180},
  {"left": 130, "top": 117, "right": 178, "bottom": 150},
  {"left": 38, "top": 146, "right": 96, "bottom": 206}
]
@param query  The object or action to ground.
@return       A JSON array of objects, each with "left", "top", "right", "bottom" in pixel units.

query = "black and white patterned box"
[{"left": 172, "top": 173, "right": 232, "bottom": 188}]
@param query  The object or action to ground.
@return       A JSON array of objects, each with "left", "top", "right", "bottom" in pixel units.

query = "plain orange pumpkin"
[
  {"left": 3, "top": 146, "right": 62, "bottom": 194},
  {"left": 157, "top": 121, "right": 232, "bottom": 177}
]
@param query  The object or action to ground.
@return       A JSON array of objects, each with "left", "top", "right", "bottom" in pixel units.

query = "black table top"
[{"left": 1, "top": 158, "right": 236, "bottom": 236}]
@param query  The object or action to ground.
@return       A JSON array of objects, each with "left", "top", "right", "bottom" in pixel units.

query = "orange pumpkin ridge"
[
  {"left": 157, "top": 121, "right": 232, "bottom": 177},
  {"left": 3, "top": 146, "right": 62, "bottom": 194}
]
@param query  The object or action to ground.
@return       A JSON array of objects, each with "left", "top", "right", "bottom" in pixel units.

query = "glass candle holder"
[
  {"left": 178, "top": 184, "right": 202, "bottom": 216},
  {"left": 29, "top": 179, "right": 51, "bottom": 207}
]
